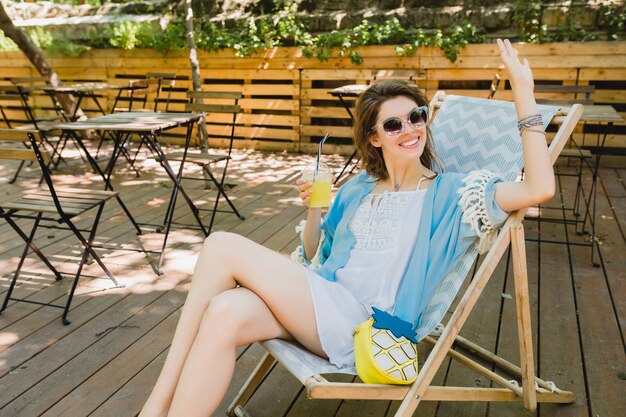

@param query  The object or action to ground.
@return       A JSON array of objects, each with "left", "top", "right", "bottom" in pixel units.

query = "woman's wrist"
[
  {"left": 513, "top": 91, "right": 539, "bottom": 119},
  {"left": 512, "top": 86, "right": 535, "bottom": 100},
  {"left": 305, "top": 207, "right": 322, "bottom": 231}
]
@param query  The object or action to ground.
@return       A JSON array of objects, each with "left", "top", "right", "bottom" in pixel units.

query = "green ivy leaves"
[{"left": 2, "top": 0, "right": 624, "bottom": 60}]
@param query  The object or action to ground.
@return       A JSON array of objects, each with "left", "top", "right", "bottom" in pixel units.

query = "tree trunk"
[
  {"left": 183, "top": 0, "right": 212, "bottom": 187},
  {"left": 183, "top": 0, "right": 209, "bottom": 152},
  {"left": 0, "top": 0, "right": 84, "bottom": 119}
]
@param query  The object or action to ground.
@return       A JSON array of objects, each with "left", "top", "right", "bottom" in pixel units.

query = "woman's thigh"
[{"left": 199, "top": 232, "right": 325, "bottom": 356}]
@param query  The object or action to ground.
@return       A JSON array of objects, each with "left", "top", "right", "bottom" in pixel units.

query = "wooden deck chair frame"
[
  {"left": 228, "top": 92, "right": 583, "bottom": 417},
  {"left": 0, "top": 129, "right": 123, "bottom": 325}
]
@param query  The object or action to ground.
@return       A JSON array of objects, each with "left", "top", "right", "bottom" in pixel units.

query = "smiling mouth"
[{"left": 400, "top": 137, "right": 420, "bottom": 148}]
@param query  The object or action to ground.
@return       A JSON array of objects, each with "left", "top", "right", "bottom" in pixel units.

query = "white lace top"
[
  {"left": 303, "top": 187, "right": 427, "bottom": 367},
  {"left": 350, "top": 192, "right": 415, "bottom": 251}
]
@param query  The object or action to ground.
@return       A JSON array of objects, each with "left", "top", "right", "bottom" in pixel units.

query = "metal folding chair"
[
  {"left": 97, "top": 78, "right": 163, "bottom": 176},
  {"left": 0, "top": 129, "right": 123, "bottom": 325},
  {"left": 156, "top": 90, "right": 246, "bottom": 237},
  {"left": 125, "top": 76, "right": 177, "bottom": 164},
  {"left": 146, "top": 72, "right": 177, "bottom": 112},
  {"left": 0, "top": 84, "right": 69, "bottom": 178}
]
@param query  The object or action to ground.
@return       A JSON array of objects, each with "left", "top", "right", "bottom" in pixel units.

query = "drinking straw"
[{"left": 315, "top": 133, "right": 330, "bottom": 178}]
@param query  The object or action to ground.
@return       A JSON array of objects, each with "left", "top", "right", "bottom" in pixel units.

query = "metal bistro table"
[
  {"left": 33, "top": 83, "right": 129, "bottom": 168},
  {"left": 559, "top": 105, "right": 622, "bottom": 266},
  {"left": 33, "top": 82, "right": 127, "bottom": 121},
  {"left": 52, "top": 112, "right": 206, "bottom": 274},
  {"left": 328, "top": 84, "right": 368, "bottom": 182}
]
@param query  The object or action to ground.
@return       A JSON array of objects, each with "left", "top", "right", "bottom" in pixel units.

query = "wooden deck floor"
[{"left": 0, "top": 146, "right": 624, "bottom": 417}]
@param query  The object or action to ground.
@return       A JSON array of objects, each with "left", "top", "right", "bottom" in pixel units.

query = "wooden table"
[{"left": 52, "top": 112, "right": 206, "bottom": 274}]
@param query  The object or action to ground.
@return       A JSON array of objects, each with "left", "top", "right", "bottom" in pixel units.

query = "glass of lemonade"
[{"left": 302, "top": 163, "right": 333, "bottom": 208}]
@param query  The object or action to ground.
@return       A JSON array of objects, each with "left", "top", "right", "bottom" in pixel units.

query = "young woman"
[{"left": 140, "top": 39, "right": 554, "bottom": 417}]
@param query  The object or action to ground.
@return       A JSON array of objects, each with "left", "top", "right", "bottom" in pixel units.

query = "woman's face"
[{"left": 369, "top": 96, "right": 428, "bottom": 163}]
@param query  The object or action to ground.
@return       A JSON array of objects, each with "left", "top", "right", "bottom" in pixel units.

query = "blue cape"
[{"left": 310, "top": 170, "right": 508, "bottom": 336}]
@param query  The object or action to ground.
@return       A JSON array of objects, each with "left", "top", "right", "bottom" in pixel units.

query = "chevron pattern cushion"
[
  {"left": 416, "top": 95, "right": 559, "bottom": 341},
  {"left": 431, "top": 95, "right": 558, "bottom": 181}
]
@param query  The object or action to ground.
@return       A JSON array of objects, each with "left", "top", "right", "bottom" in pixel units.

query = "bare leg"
[
  {"left": 140, "top": 232, "right": 323, "bottom": 417},
  {"left": 169, "top": 287, "right": 289, "bottom": 416}
]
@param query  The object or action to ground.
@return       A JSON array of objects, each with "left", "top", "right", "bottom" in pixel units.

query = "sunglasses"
[{"left": 371, "top": 106, "right": 429, "bottom": 137}]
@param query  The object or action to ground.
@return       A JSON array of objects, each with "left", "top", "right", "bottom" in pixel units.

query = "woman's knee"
[
  {"left": 200, "top": 292, "right": 250, "bottom": 343},
  {"left": 202, "top": 231, "right": 244, "bottom": 259}
]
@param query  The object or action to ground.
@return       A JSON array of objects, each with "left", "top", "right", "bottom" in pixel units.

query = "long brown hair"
[{"left": 353, "top": 80, "right": 440, "bottom": 180}]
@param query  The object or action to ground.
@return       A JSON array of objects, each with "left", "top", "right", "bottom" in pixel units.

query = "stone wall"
[
  {"left": 205, "top": 0, "right": 623, "bottom": 37},
  {"left": 5, "top": 0, "right": 168, "bottom": 20},
  {"left": 4, "top": 1, "right": 171, "bottom": 40},
  {"left": 3, "top": 0, "right": 625, "bottom": 40}
]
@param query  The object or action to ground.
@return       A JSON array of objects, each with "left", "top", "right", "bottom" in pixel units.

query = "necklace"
[{"left": 393, "top": 172, "right": 424, "bottom": 192}]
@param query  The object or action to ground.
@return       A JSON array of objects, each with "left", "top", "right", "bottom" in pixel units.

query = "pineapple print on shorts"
[{"left": 354, "top": 307, "right": 418, "bottom": 385}]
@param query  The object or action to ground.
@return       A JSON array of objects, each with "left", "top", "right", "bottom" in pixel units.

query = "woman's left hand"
[{"left": 497, "top": 38, "right": 534, "bottom": 93}]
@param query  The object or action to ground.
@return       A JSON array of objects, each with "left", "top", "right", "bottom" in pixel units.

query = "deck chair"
[
  {"left": 0, "top": 129, "right": 124, "bottom": 325},
  {"left": 228, "top": 93, "right": 583, "bottom": 417},
  {"left": 154, "top": 90, "right": 246, "bottom": 237}
]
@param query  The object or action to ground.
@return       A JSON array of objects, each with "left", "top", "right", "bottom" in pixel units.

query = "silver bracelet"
[{"left": 518, "top": 113, "right": 543, "bottom": 133}]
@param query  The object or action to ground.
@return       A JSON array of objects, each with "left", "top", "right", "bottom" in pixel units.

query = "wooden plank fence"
[{"left": 1, "top": 41, "right": 625, "bottom": 154}]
